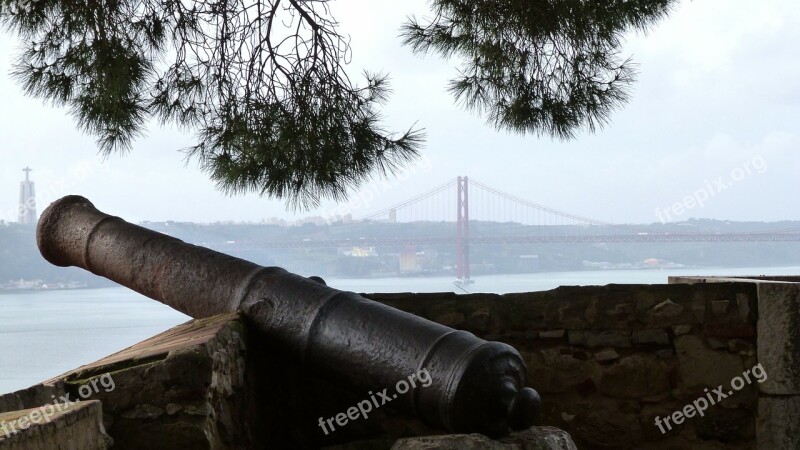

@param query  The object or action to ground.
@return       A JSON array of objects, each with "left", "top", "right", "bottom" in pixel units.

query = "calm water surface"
[{"left": 2, "top": 266, "right": 799, "bottom": 394}]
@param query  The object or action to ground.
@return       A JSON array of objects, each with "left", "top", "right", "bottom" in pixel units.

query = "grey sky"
[{"left": 0, "top": 0, "right": 798, "bottom": 224}]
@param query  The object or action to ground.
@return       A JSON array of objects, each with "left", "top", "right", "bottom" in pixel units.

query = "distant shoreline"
[
  {"left": 3, "top": 264, "right": 798, "bottom": 296},
  {"left": 325, "top": 263, "right": 800, "bottom": 281}
]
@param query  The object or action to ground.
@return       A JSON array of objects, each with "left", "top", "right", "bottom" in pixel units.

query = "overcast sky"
[{"left": 0, "top": 0, "right": 798, "bottom": 224}]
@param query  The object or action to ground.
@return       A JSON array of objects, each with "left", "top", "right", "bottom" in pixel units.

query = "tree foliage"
[
  {"left": 0, "top": 0, "right": 674, "bottom": 207},
  {"left": 402, "top": 0, "right": 675, "bottom": 138}
]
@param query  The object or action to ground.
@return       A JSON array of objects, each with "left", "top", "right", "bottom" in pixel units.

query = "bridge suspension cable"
[
  {"left": 357, "top": 176, "right": 616, "bottom": 228},
  {"left": 468, "top": 178, "right": 613, "bottom": 226},
  {"left": 359, "top": 177, "right": 457, "bottom": 221}
]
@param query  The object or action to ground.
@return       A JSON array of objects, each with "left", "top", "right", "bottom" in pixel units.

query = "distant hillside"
[
  {"left": 0, "top": 224, "right": 113, "bottom": 287},
  {"left": 1, "top": 218, "right": 799, "bottom": 286}
]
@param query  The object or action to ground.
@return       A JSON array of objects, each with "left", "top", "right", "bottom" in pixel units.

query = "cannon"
[{"left": 36, "top": 195, "right": 541, "bottom": 437}]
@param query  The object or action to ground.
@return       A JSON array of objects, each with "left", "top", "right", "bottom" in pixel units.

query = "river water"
[{"left": 2, "top": 266, "right": 799, "bottom": 395}]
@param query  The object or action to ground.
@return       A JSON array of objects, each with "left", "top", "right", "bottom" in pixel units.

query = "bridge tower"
[{"left": 456, "top": 176, "right": 471, "bottom": 282}]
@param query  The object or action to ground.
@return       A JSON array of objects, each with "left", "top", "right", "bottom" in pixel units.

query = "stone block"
[
  {"left": 674, "top": 335, "right": 744, "bottom": 389},
  {"left": 633, "top": 291, "right": 657, "bottom": 316},
  {"left": 756, "top": 283, "right": 800, "bottom": 395},
  {"left": 728, "top": 339, "right": 754, "bottom": 356},
  {"left": 711, "top": 300, "right": 730, "bottom": 316},
  {"left": 545, "top": 293, "right": 593, "bottom": 329},
  {"left": 594, "top": 349, "right": 620, "bottom": 363},
  {"left": 691, "top": 292, "right": 707, "bottom": 322},
  {"left": 466, "top": 307, "right": 493, "bottom": 331},
  {"left": 0, "top": 384, "right": 65, "bottom": 417},
  {"left": 671, "top": 324, "right": 692, "bottom": 336},
  {"left": 703, "top": 324, "right": 755, "bottom": 338},
  {"left": 434, "top": 312, "right": 465, "bottom": 327},
  {"left": 757, "top": 396, "right": 800, "bottom": 450},
  {"left": 584, "top": 298, "right": 598, "bottom": 325},
  {"left": 598, "top": 355, "right": 669, "bottom": 399},
  {"left": 389, "top": 427, "right": 578, "bottom": 450},
  {"left": 641, "top": 392, "right": 670, "bottom": 403},
  {"left": 560, "top": 412, "right": 576, "bottom": 422},
  {"left": 655, "top": 349, "right": 674, "bottom": 360},
  {"left": 644, "top": 297, "right": 695, "bottom": 327},
  {"left": 605, "top": 303, "right": 634, "bottom": 318},
  {"left": 632, "top": 329, "right": 670, "bottom": 345},
  {"left": 568, "top": 330, "right": 631, "bottom": 348},
  {"left": 695, "top": 407, "right": 754, "bottom": 442},
  {"left": 527, "top": 349, "right": 600, "bottom": 394},
  {"left": 570, "top": 350, "right": 589, "bottom": 361},
  {"left": 572, "top": 409, "right": 642, "bottom": 449},
  {"left": 639, "top": 402, "right": 686, "bottom": 441},
  {"left": 0, "top": 400, "right": 111, "bottom": 449},
  {"left": 706, "top": 337, "right": 728, "bottom": 350},
  {"left": 539, "top": 329, "right": 566, "bottom": 339},
  {"left": 736, "top": 293, "right": 751, "bottom": 321},
  {"left": 575, "top": 379, "right": 597, "bottom": 397},
  {"left": 649, "top": 299, "right": 684, "bottom": 318}
]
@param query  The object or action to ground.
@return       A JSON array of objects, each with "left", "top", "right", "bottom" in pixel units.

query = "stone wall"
[
  {"left": 3, "top": 276, "right": 798, "bottom": 449},
  {"left": 0, "top": 401, "right": 110, "bottom": 449},
  {"left": 754, "top": 281, "right": 800, "bottom": 450},
  {"left": 368, "top": 281, "right": 764, "bottom": 449},
  {"left": 671, "top": 275, "right": 800, "bottom": 450}
]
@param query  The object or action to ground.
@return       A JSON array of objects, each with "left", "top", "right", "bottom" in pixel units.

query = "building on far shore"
[{"left": 18, "top": 166, "right": 36, "bottom": 225}]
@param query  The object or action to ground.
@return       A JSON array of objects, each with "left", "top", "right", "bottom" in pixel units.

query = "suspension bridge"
[{"left": 231, "top": 177, "right": 800, "bottom": 282}]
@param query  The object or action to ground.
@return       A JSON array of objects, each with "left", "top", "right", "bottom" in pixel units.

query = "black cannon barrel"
[{"left": 37, "top": 195, "right": 541, "bottom": 436}]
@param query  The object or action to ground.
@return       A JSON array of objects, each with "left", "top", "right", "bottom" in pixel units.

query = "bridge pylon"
[{"left": 456, "top": 176, "right": 471, "bottom": 283}]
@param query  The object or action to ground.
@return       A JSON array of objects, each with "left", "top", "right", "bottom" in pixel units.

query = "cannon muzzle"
[{"left": 37, "top": 195, "right": 541, "bottom": 437}]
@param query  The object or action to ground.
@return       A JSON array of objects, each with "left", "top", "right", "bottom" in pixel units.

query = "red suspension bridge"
[{"left": 231, "top": 177, "right": 800, "bottom": 282}]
